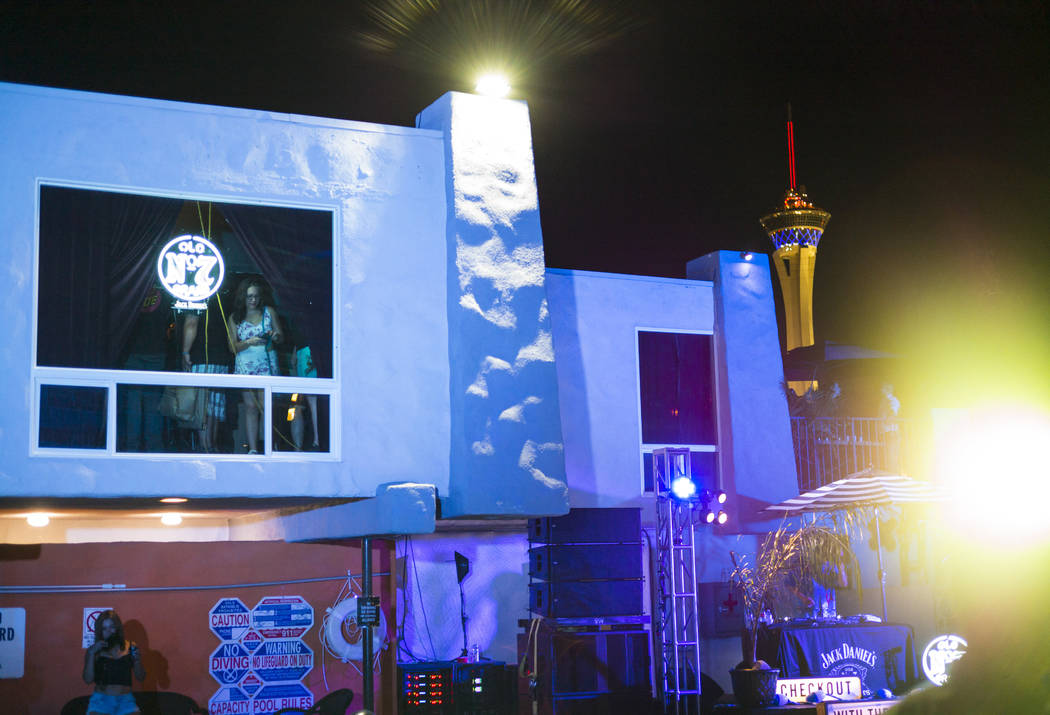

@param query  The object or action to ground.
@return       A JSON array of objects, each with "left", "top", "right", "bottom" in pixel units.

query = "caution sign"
[
  {"left": 250, "top": 639, "right": 313, "bottom": 683},
  {"left": 208, "top": 686, "right": 251, "bottom": 715},
  {"left": 251, "top": 596, "right": 313, "bottom": 639},
  {"left": 210, "top": 599, "right": 251, "bottom": 642},
  {"left": 209, "top": 643, "right": 251, "bottom": 686},
  {"left": 251, "top": 682, "right": 313, "bottom": 714}
]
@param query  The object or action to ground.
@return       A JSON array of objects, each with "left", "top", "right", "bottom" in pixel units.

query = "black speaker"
[
  {"left": 517, "top": 617, "right": 654, "bottom": 715},
  {"left": 529, "top": 544, "right": 643, "bottom": 582},
  {"left": 529, "top": 579, "right": 643, "bottom": 617},
  {"left": 528, "top": 508, "right": 641, "bottom": 545}
]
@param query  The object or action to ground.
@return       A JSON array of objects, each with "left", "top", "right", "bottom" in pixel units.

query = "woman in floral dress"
[{"left": 228, "top": 277, "right": 283, "bottom": 454}]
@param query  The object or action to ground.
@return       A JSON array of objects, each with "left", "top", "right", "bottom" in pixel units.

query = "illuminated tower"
[{"left": 760, "top": 107, "right": 830, "bottom": 394}]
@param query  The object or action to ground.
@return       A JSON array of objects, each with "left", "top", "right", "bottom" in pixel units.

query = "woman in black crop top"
[{"left": 82, "top": 610, "right": 145, "bottom": 715}]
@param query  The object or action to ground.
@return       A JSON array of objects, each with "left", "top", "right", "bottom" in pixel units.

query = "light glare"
[
  {"left": 161, "top": 513, "right": 183, "bottom": 526},
  {"left": 475, "top": 74, "right": 511, "bottom": 97},
  {"left": 935, "top": 405, "right": 1050, "bottom": 545},
  {"left": 26, "top": 513, "right": 50, "bottom": 527}
]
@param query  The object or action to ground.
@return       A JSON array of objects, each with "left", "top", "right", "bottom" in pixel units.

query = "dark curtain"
[
  {"left": 220, "top": 203, "right": 333, "bottom": 378},
  {"left": 37, "top": 186, "right": 182, "bottom": 368}
]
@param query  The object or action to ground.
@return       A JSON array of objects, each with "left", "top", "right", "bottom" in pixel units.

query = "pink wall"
[{"left": 0, "top": 540, "right": 395, "bottom": 713}]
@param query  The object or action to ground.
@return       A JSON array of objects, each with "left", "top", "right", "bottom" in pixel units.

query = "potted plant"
[{"left": 728, "top": 516, "right": 857, "bottom": 706}]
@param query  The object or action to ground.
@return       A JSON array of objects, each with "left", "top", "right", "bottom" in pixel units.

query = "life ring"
[{"left": 324, "top": 597, "right": 387, "bottom": 662}]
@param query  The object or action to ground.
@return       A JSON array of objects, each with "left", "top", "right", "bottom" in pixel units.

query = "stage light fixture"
[
  {"left": 671, "top": 475, "right": 698, "bottom": 500},
  {"left": 715, "top": 490, "right": 727, "bottom": 504},
  {"left": 717, "top": 510, "right": 729, "bottom": 525},
  {"left": 700, "top": 509, "right": 716, "bottom": 524},
  {"left": 740, "top": 251, "right": 754, "bottom": 261}
]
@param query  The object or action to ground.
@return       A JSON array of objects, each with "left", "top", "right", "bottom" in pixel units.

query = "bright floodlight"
[
  {"left": 161, "top": 513, "right": 183, "bottom": 526},
  {"left": 936, "top": 405, "right": 1050, "bottom": 545},
  {"left": 715, "top": 490, "right": 728, "bottom": 504},
  {"left": 27, "top": 513, "right": 50, "bottom": 527},
  {"left": 475, "top": 74, "right": 511, "bottom": 98},
  {"left": 717, "top": 510, "right": 729, "bottom": 525},
  {"left": 671, "top": 475, "right": 697, "bottom": 500},
  {"left": 700, "top": 509, "right": 716, "bottom": 524}
]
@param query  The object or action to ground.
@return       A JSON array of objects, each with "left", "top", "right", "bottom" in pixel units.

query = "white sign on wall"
[
  {"left": 0, "top": 608, "right": 26, "bottom": 679},
  {"left": 157, "top": 234, "right": 225, "bottom": 310},
  {"left": 82, "top": 607, "right": 113, "bottom": 649}
]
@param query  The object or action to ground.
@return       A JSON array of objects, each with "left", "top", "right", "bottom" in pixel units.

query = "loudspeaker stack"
[{"left": 521, "top": 508, "right": 653, "bottom": 714}]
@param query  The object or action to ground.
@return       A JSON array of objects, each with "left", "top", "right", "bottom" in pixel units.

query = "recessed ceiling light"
[
  {"left": 160, "top": 497, "right": 188, "bottom": 504},
  {"left": 160, "top": 514, "right": 183, "bottom": 526}
]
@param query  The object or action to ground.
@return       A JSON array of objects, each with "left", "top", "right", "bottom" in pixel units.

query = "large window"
[
  {"left": 638, "top": 331, "right": 718, "bottom": 492},
  {"left": 34, "top": 185, "right": 336, "bottom": 457}
]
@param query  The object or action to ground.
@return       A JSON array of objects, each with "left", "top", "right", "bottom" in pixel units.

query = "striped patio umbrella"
[{"left": 764, "top": 468, "right": 951, "bottom": 621}]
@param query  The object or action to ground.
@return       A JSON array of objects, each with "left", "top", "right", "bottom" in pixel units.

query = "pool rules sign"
[{"left": 208, "top": 597, "right": 314, "bottom": 714}]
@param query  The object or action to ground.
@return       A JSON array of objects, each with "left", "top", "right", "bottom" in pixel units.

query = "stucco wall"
[{"left": 545, "top": 269, "right": 715, "bottom": 509}]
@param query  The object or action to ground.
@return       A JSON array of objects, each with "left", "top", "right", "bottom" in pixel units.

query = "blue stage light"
[{"left": 670, "top": 476, "right": 698, "bottom": 500}]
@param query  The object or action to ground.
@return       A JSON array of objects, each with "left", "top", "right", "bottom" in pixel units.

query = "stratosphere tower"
[{"left": 760, "top": 107, "right": 830, "bottom": 394}]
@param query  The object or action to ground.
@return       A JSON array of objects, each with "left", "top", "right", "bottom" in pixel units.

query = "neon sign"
[
  {"left": 157, "top": 234, "right": 225, "bottom": 310},
  {"left": 922, "top": 634, "right": 967, "bottom": 686}
]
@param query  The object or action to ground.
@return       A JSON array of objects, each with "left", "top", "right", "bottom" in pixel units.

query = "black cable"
[{"left": 395, "top": 538, "right": 427, "bottom": 663}]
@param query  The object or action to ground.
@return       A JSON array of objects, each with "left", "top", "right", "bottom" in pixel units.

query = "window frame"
[
  {"left": 31, "top": 179, "right": 341, "bottom": 460},
  {"left": 635, "top": 327, "right": 721, "bottom": 494}
]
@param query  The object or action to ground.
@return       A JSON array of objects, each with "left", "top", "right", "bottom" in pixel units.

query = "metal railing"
[{"left": 791, "top": 417, "right": 910, "bottom": 492}]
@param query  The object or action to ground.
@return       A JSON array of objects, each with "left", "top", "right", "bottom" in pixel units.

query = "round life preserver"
[{"left": 324, "top": 596, "right": 388, "bottom": 662}]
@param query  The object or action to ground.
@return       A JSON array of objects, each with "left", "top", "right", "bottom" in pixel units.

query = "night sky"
[{"left": 3, "top": 1, "right": 1047, "bottom": 406}]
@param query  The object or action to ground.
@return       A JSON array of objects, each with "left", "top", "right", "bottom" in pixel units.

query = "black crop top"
[{"left": 94, "top": 653, "right": 134, "bottom": 687}]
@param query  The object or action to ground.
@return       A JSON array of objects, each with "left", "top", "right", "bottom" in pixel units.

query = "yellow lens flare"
[
  {"left": 475, "top": 73, "right": 511, "bottom": 97},
  {"left": 934, "top": 405, "right": 1050, "bottom": 545}
]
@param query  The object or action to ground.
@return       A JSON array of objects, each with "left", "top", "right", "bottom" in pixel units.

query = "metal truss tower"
[{"left": 653, "top": 448, "right": 702, "bottom": 714}]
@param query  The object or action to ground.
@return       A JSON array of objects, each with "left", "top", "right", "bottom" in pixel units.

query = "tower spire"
[{"left": 787, "top": 103, "right": 797, "bottom": 191}]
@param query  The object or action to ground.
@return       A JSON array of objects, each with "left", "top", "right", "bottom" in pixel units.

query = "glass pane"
[
  {"left": 118, "top": 384, "right": 263, "bottom": 454},
  {"left": 37, "top": 185, "right": 333, "bottom": 378},
  {"left": 643, "top": 450, "right": 717, "bottom": 493},
  {"left": 638, "top": 332, "right": 716, "bottom": 444},
  {"left": 39, "top": 385, "right": 107, "bottom": 449},
  {"left": 272, "top": 393, "right": 330, "bottom": 453}
]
